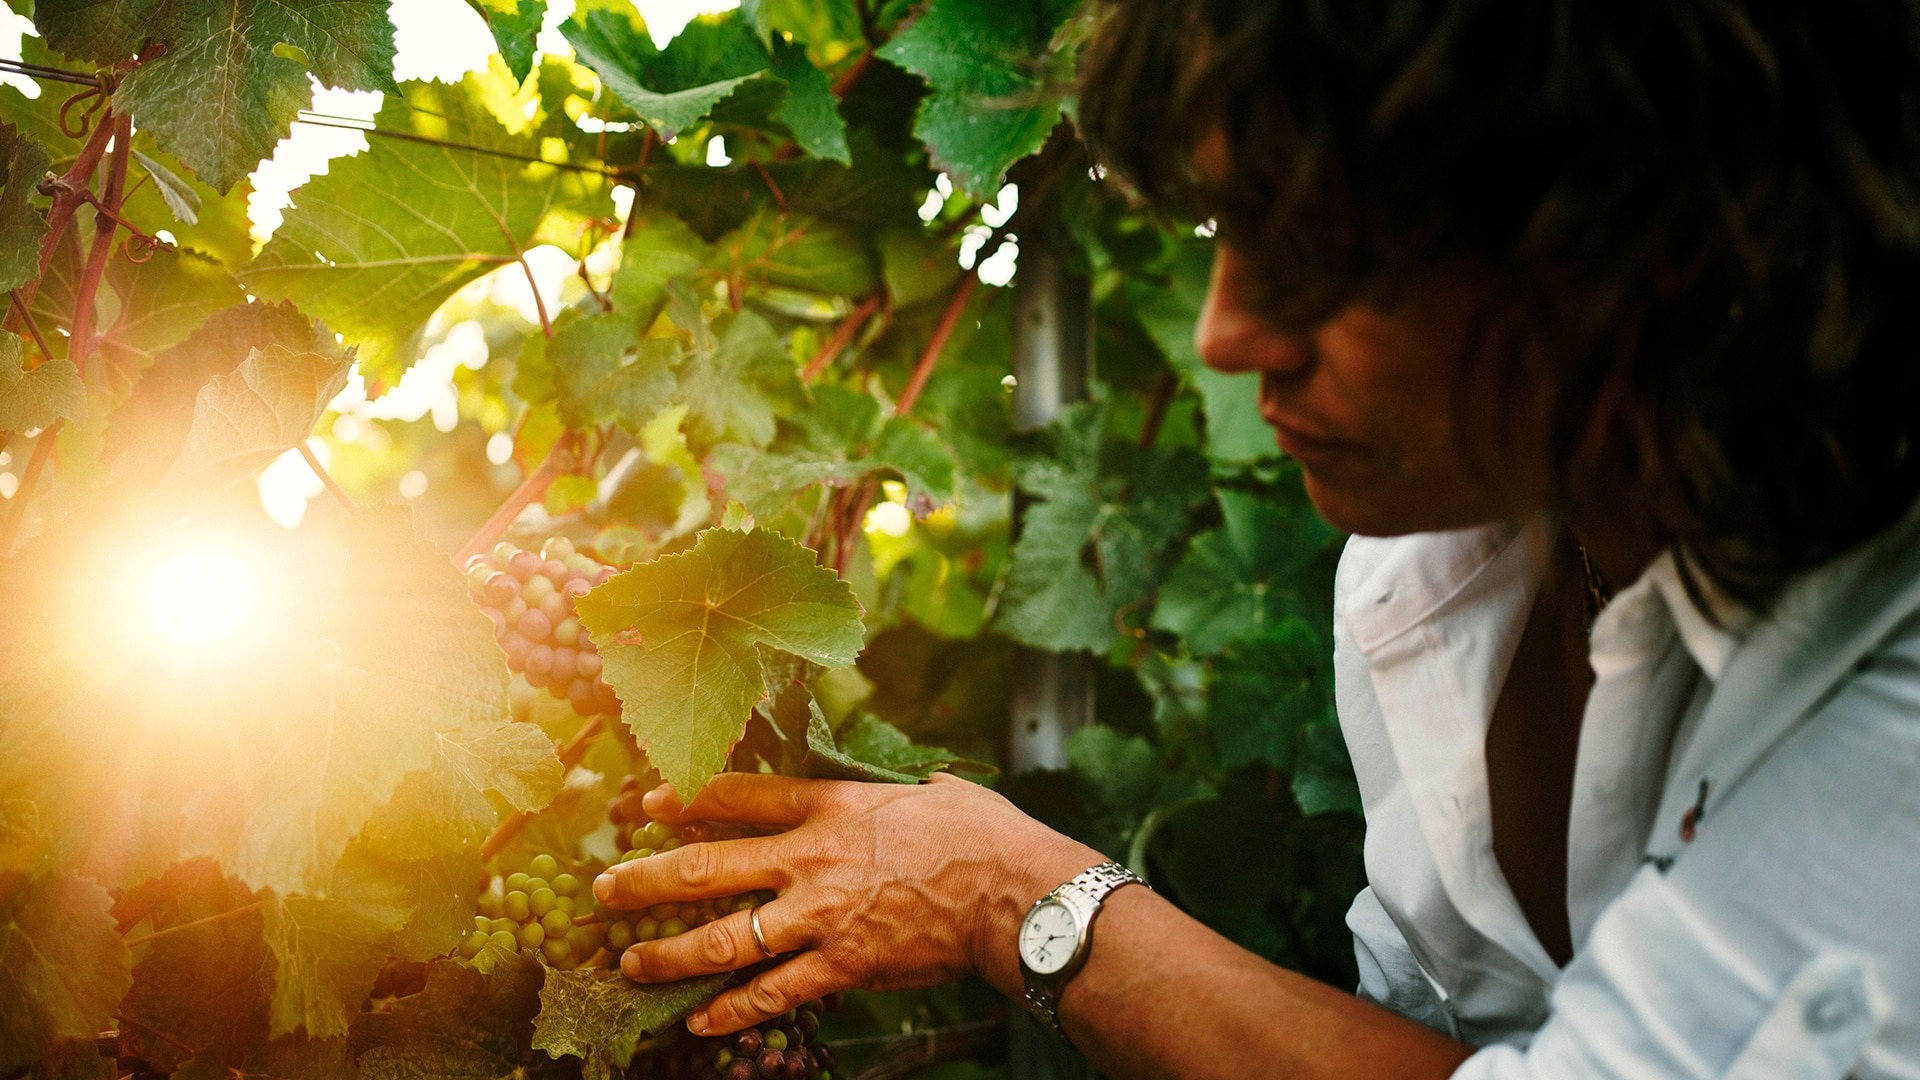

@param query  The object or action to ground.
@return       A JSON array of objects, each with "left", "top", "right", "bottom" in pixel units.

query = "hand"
[{"left": 591, "top": 771, "right": 1102, "bottom": 1034}]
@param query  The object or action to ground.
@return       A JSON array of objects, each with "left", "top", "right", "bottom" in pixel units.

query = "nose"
[{"left": 1194, "top": 246, "right": 1315, "bottom": 376}]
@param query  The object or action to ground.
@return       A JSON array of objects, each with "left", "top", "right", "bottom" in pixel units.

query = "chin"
[{"left": 1300, "top": 470, "right": 1504, "bottom": 538}]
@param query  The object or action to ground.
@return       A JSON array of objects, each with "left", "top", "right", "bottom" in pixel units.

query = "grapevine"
[{"left": 0, "top": 0, "right": 1364, "bottom": 1076}]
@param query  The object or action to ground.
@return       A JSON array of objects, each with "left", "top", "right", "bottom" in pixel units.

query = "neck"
[{"left": 1562, "top": 504, "right": 1662, "bottom": 592}]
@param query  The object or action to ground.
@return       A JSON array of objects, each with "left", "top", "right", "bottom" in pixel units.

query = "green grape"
[
  {"left": 635, "top": 916, "right": 661, "bottom": 941},
  {"left": 473, "top": 914, "right": 492, "bottom": 934},
  {"left": 477, "top": 890, "right": 504, "bottom": 919},
  {"left": 504, "top": 890, "right": 530, "bottom": 921},
  {"left": 522, "top": 573, "right": 556, "bottom": 603},
  {"left": 540, "top": 936, "right": 571, "bottom": 964},
  {"left": 658, "top": 917, "right": 690, "bottom": 938},
  {"left": 732, "top": 896, "right": 757, "bottom": 914},
  {"left": 631, "top": 847, "right": 658, "bottom": 860},
  {"left": 552, "top": 872, "right": 580, "bottom": 897},
  {"left": 491, "top": 542, "right": 518, "bottom": 565},
  {"left": 491, "top": 917, "right": 516, "bottom": 935},
  {"left": 542, "top": 537, "right": 576, "bottom": 561},
  {"left": 523, "top": 876, "right": 549, "bottom": 895},
  {"left": 568, "top": 925, "right": 602, "bottom": 956},
  {"left": 607, "top": 920, "right": 636, "bottom": 951},
  {"left": 506, "top": 872, "right": 530, "bottom": 892},
  {"left": 555, "top": 895, "right": 576, "bottom": 916},
  {"left": 640, "top": 821, "right": 674, "bottom": 847},
  {"left": 620, "top": 849, "right": 642, "bottom": 862},
  {"left": 649, "top": 902, "right": 676, "bottom": 920},
  {"left": 517, "top": 922, "right": 546, "bottom": 950},
  {"left": 541, "top": 908, "right": 572, "bottom": 937},
  {"left": 660, "top": 837, "right": 683, "bottom": 852},
  {"left": 765, "top": 1029, "right": 788, "bottom": 1052},
  {"left": 489, "top": 930, "right": 518, "bottom": 952},
  {"left": 530, "top": 853, "right": 561, "bottom": 880},
  {"left": 530, "top": 887, "right": 558, "bottom": 918},
  {"left": 552, "top": 616, "right": 582, "bottom": 647},
  {"left": 461, "top": 930, "right": 488, "bottom": 958},
  {"left": 715, "top": 1049, "right": 734, "bottom": 1068}
]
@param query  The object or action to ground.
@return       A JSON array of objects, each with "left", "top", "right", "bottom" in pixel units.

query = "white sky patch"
[
  {"left": 976, "top": 237, "right": 1018, "bottom": 287},
  {"left": 1, "top": 11, "right": 41, "bottom": 98},
  {"left": 980, "top": 183, "right": 1019, "bottom": 228},
  {"left": 328, "top": 319, "right": 491, "bottom": 431},
  {"left": 249, "top": 83, "right": 381, "bottom": 243},
  {"left": 257, "top": 438, "right": 330, "bottom": 528}
]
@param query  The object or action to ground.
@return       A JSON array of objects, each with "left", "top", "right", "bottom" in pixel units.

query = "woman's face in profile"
[{"left": 1195, "top": 243, "right": 1558, "bottom": 537}]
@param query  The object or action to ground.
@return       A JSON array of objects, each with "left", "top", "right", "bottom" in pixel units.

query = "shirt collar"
[{"left": 1614, "top": 550, "right": 1754, "bottom": 682}]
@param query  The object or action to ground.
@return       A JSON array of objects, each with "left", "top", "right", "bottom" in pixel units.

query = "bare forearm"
[{"left": 977, "top": 844, "right": 1474, "bottom": 1080}]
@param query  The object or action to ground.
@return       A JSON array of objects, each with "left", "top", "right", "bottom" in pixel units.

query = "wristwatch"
[{"left": 1017, "top": 861, "right": 1145, "bottom": 1036}]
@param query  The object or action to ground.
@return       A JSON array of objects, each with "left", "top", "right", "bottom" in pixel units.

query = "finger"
[
  {"left": 620, "top": 901, "right": 800, "bottom": 983},
  {"left": 594, "top": 833, "right": 790, "bottom": 909},
  {"left": 685, "top": 951, "right": 845, "bottom": 1036},
  {"left": 643, "top": 773, "right": 842, "bottom": 828}
]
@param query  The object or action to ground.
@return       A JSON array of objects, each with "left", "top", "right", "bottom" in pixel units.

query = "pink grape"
[
  {"left": 500, "top": 632, "right": 532, "bottom": 666},
  {"left": 518, "top": 608, "right": 552, "bottom": 641},
  {"left": 481, "top": 608, "right": 508, "bottom": 637},
  {"left": 577, "top": 651, "right": 602, "bottom": 679},
  {"left": 508, "top": 551, "right": 544, "bottom": 580},
  {"left": 567, "top": 679, "right": 595, "bottom": 709},
  {"left": 539, "top": 591, "right": 568, "bottom": 622},
  {"left": 526, "top": 644, "right": 554, "bottom": 676},
  {"left": 551, "top": 647, "right": 578, "bottom": 682},
  {"left": 483, "top": 572, "right": 518, "bottom": 606}
]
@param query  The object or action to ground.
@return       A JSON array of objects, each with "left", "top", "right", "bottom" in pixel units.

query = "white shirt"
[{"left": 1334, "top": 511, "right": 1920, "bottom": 1079}]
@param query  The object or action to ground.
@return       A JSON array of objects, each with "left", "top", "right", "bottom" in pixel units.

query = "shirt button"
[{"left": 1804, "top": 987, "right": 1859, "bottom": 1033}]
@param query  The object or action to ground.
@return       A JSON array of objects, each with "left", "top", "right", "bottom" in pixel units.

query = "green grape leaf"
[
  {"left": 472, "top": 0, "right": 547, "bottom": 83},
  {"left": 27, "top": 1039, "right": 112, "bottom": 1080},
  {"left": 1152, "top": 491, "right": 1337, "bottom": 655},
  {"left": 768, "top": 681, "right": 914, "bottom": 783},
  {"left": 532, "top": 970, "right": 730, "bottom": 1080},
  {"left": 1292, "top": 719, "right": 1361, "bottom": 816},
  {"left": 1206, "top": 620, "right": 1330, "bottom": 772},
  {"left": 0, "top": 122, "right": 49, "bottom": 293},
  {"left": 104, "top": 300, "right": 335, "bottom": 485},
  {"left": 241, "top": 79, "right": 611, "bottom": 389},
  {"left": 350, "top": 956, "right": 546, "bottom": 1080},
  {"left": 131, "top": 148, "right": 203, "bottom": 224},
  {"left": 0, "top": 334, "right": 86, "bottom": 433},
  {"left": 878, "top": 225, "right": 962, "bottom": 308},
  {"left": 30, "top": 238, "right": 244, "bottom": 390},
  {"left": 123, "top": 137, "right": 259, "bottom": 271},
  {"left": 713, "top": 386, "right": 954, "bottom": 519},
  {"left": 359, "top": 722, "right": 563, "bottom": 863},
  {"left": 561, "top": 8, "right": 769, "bottom": 141},
  {"left": 0, "top": 799, "right": 49, "bottom": 905},
  {"left": 993, "top": 399, "right": 1210, "bottom": 652},
  {"left": 674, "top": 310, "right": 790, "bottom": 449},
  {"left": 770, "top": 37, "right": 849, "bottom": 163},
  {"left": 165, "top": 506, "right": 511, "bottom": 895},
  {"left": 376, "top": 849, "right": 489, "bottom": 963},
  {"left": 576, "top": 526, "right": 865, "bottom": 797},
  {"left": 1131, "top": 244, "right": 1277, "bottom": 466},
  {"left": 610, "top": 209, "right": 711, "bottom": 328},
  {"left": 835, "top": 710, "right": 986, "bottom": 780},
  {"left": 740, "top": 0, "right": 773, "bottom": 48},
  {"left": 876, "top": 0, "right": 1079, "bottom": 198},
  {"left": 714, "top": 207, "right": 878, "bottom": 298},
  {"left": 549, "top": 313, "right": 679, "bottom": 433},
  {"left": 0, "top": 870, "right": 133, "bottom": 1073},
  {"left": 118, "top": 861, "right": 272, "bottom": 1075},
  {"left": 226, "top": 1035, "right": 356, "bottom": 1080},
  {"left": 261, "top": 862, "right": 412, "bottom": 1040},
  {"left": 77, "top": 0, "right": 400, "bottom": 192},
  {"left": 158, "top": 340, "right": 353, "bottom": 496}
]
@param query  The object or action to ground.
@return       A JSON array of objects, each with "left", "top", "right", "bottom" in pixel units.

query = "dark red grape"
[
  {"left": 724, "top": 1060, "right": 756, "bottom": 1080},
  {"left": 782, "top": 1050, "right": 806, "bottom": 1080},
  {"left": 732, "top": 1028, "right": 763, "bottom": 1057},
  {"left": 518, "top": 608, "right": 552, "bottom": 642},
  {"left": 756, "top": 1049, "right": 783, "bottom": 1079},
  {"left": 794, "top": 1011, "right": 818, "bottom": 1042}
]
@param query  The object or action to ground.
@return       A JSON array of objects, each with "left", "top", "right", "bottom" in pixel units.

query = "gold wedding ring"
[{"left": 749, "top": 906, "right": 775, "bottom": 958}]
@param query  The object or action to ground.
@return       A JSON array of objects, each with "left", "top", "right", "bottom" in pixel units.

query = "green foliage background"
[{"left": 0, "top": 0, "right": 1365, "bottom": 1074}]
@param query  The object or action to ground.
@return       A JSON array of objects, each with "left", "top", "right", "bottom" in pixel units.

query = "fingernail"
[
  {"left": 622, "top": 950, "right": 642, "bottom": 979},
  {"left": 594, "top": 873, "right": 615, "bottom": 903},
  {"left": 687, "top": 1011, "right": 709, "bottom": 1034}
]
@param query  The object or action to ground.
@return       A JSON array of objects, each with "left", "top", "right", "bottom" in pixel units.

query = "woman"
[{"left": 593, "top": 2, "right": 1920, "bottom": 1076}]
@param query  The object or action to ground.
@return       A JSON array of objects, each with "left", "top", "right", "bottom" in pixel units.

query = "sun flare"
[{"left": 143, "top": 548, "right": 261, "bottom": 646}]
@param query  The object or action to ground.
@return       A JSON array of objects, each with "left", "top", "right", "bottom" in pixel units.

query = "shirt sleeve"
[
  {"left": 1452, "top": 620, "right": 1920, "bottom": 1080},
  {"left": 1349, "top": 885, "right": 1459, "bottom": 1039}
]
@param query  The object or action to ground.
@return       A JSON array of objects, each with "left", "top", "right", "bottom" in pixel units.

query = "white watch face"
[{"left": 1020, "top": 899, "right": 1080, "bottom": 975}]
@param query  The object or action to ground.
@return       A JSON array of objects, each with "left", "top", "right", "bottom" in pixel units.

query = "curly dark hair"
[{"left": 1080, "top": 0, "right": 1920, "bottom": 607}]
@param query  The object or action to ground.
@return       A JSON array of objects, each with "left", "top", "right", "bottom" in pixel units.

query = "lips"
[{"left": 1257, "top": 377, "right": 1361, "bottom": 462}]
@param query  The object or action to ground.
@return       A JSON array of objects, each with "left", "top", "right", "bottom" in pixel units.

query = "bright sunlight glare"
[{"left": 144, "top": 548, "right": 261, "bottom": 646}]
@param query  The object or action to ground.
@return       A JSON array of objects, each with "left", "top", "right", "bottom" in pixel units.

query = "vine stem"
[
  {"left": 801, "top": 294, "right": 883, "bottom": 382},
  {"left": 454, "top": 431, "right": 580, "bottom": 567},
  {"left": 298, "top": 442, "right": 358, "bottom": 513},
  {"left": 121, "top": 900, "right": 264, "bottom": 950},
  {"left": 480, "top": 714, "right": 607, "bottom": 861},
  {"left": 9, "top": 290, "right": 54, "bottom": 363},
  {"left": 893, "top": 274, "right": 978, "bottom": 417},
  {"left": 0, "top": 419, "right": 62, "bottom": 555},
  {"left": 518, "top": 256, "right": 554, "bottom": 339},
  {"left": 1137, "top": 370, "right": 1178, "bottom": 448},
  {"left": 67, "top": 113, "right": 133, "bottom": 376},
  {"left": 9, "top": 112, "right": 116, "bottom": 317}
]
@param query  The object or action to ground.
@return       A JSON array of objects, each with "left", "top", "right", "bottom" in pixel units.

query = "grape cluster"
[
  {"left": 465, "top": 537, "right": 620, "bottom": 716},
  {"left": 603, "top": 775, "right": 771, "bottom": 952},
  {"left": 459, "top": 852, "right": 605, "bottom": 968},
  {"left": 651, "top": 999, "right": 841, "bottom": 1080}
]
